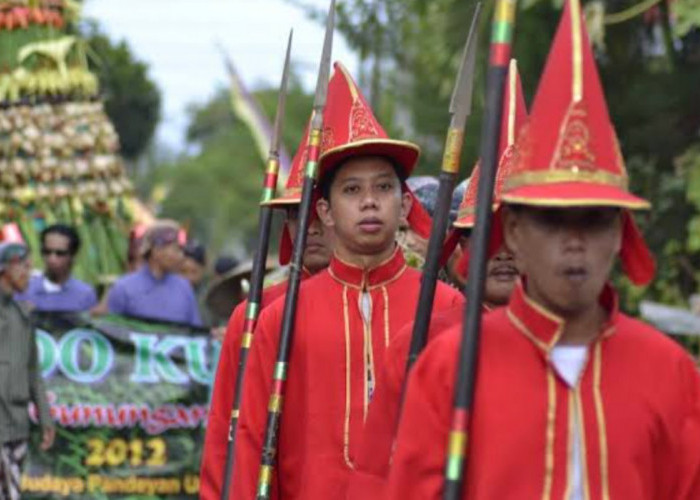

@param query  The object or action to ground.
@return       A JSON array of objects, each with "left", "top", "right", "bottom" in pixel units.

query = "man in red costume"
[
  {"left": 231, "top": 62, "right": 463, "bottom": 499},
  {"left": 348, "top": 59, "right": 527, "bottom": 500},
  {"left": 386, "top": 1, "right": 700, "bottom": 498},
  {"left": 199, "top": 131, "right": 334, "bottom": 499}
]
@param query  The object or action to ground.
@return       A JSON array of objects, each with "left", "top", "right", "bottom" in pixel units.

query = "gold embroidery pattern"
[
  {"left": 349, "top": 98, "right": 380, "bottom": 143},
  {"left": 551, "top": 107, "right": 597, "bottom": 173}
]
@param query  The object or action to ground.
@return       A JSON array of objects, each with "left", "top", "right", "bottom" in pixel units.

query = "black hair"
[
  {"left": 214, "top": 255, "right": 239, "bottom": 275},
  {"left": 184, "top": 240, "right": 207, "bottom": 266},
  {"left": 41, "top": 224, "right": 80, "bottom": 255},
  {"left": 319, "top": 155, "right": 408, "bottom": 202}
]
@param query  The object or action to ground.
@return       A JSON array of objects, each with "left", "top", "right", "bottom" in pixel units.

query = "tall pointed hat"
[
  {"left": 441, "top": 59, "right": 528, "bottom": 267},
  {"left": 454, "top": 59, "right": 528, "bottom": 230},
  {"left": 318, "top": 62, "right": 432, "bottom": 238},
  {"left": 264, "top": 121, "right": 311, "bottom": 265},
  {"left": 500, "top": 0, "right": 655, "bottom": 285}
]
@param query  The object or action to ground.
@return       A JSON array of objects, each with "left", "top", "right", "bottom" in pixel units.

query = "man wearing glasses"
[{"left": 16, "top": 224, "right": 97, "bottom": 313}]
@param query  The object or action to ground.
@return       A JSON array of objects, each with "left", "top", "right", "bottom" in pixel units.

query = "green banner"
[{"left": 20, "top": 313, "right": 220, "bottom": 499}]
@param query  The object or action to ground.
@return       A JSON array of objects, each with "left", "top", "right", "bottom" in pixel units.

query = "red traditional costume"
[
  {"left": 386, "top": 0, "right": 700, "bottom": 497},
  {"left": 231, "top": 62, "right": 463, "bottom": 499},
  {"left": 348, "top": 59, "right": 528, "bottom": 500},
  {"left": 199, "top": 129, "right": 314, "bottom": 500}
]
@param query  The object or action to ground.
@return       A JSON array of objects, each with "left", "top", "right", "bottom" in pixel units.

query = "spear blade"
[
  {"left": 269, "top": 29, "right": 294, "bottom": 158},
  {"left": 449, "top": 3, "right": 482, "bottom": 130},
  {"left": 311, "top": 0, "right": 336, "bottom": 124}
]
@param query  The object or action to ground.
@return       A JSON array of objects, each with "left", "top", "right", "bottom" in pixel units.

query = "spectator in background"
[
  {"left": 182, "top": 240, "right": 207, "bottom": 289},
  {"left": 212, "top": 255, "right": 238, "bottom": 279},
  {"left": 107, "top": 220, "right": 202, "bottom": 326},
  {"left": 181, "top": 240, "right": 209, "bottom": 323},
  {"left": 16, "top": 224, "right": 97, "bottom": 313},
  {"left": 0, "top": 242, "right": 54, "bottom": 500}
]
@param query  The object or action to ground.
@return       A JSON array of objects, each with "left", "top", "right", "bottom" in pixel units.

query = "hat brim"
[
  {"left": 264, "top": 192, "right": 301, "bottom": 208},
  {"left": 501, "top": 182, "right": 650, "bottom": 210},
  {"left": 319, "top": 139, "right": 420, "bottom": 180}
]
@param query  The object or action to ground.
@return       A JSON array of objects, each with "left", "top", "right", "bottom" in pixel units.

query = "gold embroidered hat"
[
  {"left": 317, "top": 62, "right": 432, "bottom": 238},
  {"left": 501, "top": 0, "right": 647, "bottom": 209},
  {"left": 501, "top": 0, "right": 655, "bottom": 285}
]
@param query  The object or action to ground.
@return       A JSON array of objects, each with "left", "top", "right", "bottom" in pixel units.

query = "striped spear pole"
[
  {"left": 405, "top": 3, "right": 481, "bottom": 374},
  {"left": 219, "top": 30, "right": 294, "bottom": 500},
  {"left": 443, "top": 0, "right": 518, "bottom": 498},
  {"left": 255, "top": 2, "right": 335, "bottom": 499}
]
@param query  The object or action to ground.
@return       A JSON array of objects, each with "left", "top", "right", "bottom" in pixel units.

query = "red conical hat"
[
  {"left": 440, "top": 60, "right": 528, "bottom": 267},
  {"left": 501, "top": 0, "right": 647, "bottom": 209},
  {"left": 501, "top": 0, "right": 654, "bottom": 285},
  {"left": 453, "top": 59, "right": 528, "bottom": 230},
  {"left": 317, "top": 62, "right": 432, "bottom": 238},
  {"left": 318, "top": 62, "right": 420, "bottom": 179}
]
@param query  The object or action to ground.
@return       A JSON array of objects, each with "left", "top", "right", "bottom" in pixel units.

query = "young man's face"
[
  {"left": 504, "top": 206, "right": 622, "bottom": 318},
  {"left": 286, "top": 207, "right": 334, "bottom": 274},
  {"left": 316, "top": 157, "right": 411, "bottom": 258},
  {"left": 152, "top": 242, "right": 185, "bottom": 273},
  {"left": 42, "top": 232, "right": 73, "bottom": 282},
  {"left": 5, "top": 256, "right": 31, "bottom": 293},
  {"left": 181, "top": 257, "right": 205, "bottom": 288},
  {"left": 449, "top": 233, "right": 518, "bottom": 306}
]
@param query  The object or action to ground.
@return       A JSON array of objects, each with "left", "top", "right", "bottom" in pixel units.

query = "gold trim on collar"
[
  {"left": 342, "top": 286, "right": 355, "bottom": 469},
  {"left": 542, "top": 367, "right": 556, "bottom": 500},
  {"left": 593, "top": 341, "right": 610, "bottom": 500},
  {"left": 504, "top": 168, "right": 629, "bottom": 191}
]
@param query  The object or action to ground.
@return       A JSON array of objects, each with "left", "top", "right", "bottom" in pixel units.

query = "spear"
[
  {"left": 405, "top": 3, "right": 481, "bottom": 375},
  {"left": 255, "top": 1, "right": 334, "bottom": 499},
  {"left": 219, "top": 30, "right": 294, "bottom": 500},
  {"left": 443, "top": 0, "right": 518, "bottom": 498}
]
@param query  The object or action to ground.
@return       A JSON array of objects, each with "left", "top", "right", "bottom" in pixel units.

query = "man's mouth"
[
  {"left": 562, "top": 265, "right": 588, "bottom": 284},
  {"left": 358, "top": 217, "right": 383, "bottom": 233},
  {"left": 489, "top": 264, "right": 518, "bottom": 281}
]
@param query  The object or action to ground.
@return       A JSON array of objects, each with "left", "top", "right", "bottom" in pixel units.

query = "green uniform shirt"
[{"left": 0, "top": 290, "right": 52, "bottom": 443}]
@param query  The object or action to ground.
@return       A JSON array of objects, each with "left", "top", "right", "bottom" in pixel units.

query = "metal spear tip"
[
  {"left": 449, "top": 2, "right": 482, "bottom": 127},
  {"left": 270, "top": 29, "right": 294, "bottom": 156},
  {"left": 312, "top": 0, "right": 335, "bottom": 113}
]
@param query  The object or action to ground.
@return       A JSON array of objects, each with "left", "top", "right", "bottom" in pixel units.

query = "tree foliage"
[
  {"left": 82, "top": 23, "right": 161, "bottom": 161},
  {"left": 146, "top": 71, "right": 313, "bottom": 257}
]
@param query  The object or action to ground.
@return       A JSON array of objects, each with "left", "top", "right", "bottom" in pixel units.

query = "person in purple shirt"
[
  {"left": 16, "top": 224, "right": 98, "bottom": 313},
  {"left": 107, "top": 220, "right": 202, "bottom": 327}
]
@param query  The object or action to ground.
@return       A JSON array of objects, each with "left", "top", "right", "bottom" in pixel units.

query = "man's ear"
[
  {"left": 400, "top": 190, "right": 412, "bottom": 224},
  {"left": 502, "top": 206, "right": 519, "bottom": 255},
  {"left": 316, "top": 197, "right": 334, "bottom": 228}
]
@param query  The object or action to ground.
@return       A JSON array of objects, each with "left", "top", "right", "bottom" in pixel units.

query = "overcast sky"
[{"left": 83, "top": 0, "right": 358, "bottom": 151}]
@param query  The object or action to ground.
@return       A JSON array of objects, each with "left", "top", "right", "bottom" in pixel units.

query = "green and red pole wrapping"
[
  {"left": 443, "top": 0, "right": 517, "bottom": 498},
  {"left": 220, "top": 32, "right": 292, "bottom": 500},
  {"left": 256, "top": 118, "right": 324, "bottom": 500}
]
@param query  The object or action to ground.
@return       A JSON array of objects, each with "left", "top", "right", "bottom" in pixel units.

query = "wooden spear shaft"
[
  {"left": 443, "top": 0, "right": 518, "bottom": 498},
  {"left": 219, "top": 30, "right": 293, "bottom": 500}
]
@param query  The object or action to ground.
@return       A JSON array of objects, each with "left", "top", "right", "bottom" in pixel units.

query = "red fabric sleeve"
[
  {"left": 676, "top": 355, "right": 700, "bottom": 499},
  {"left": 199, "top": 304, "right": 246, "bottom": 500},
  {"left": 231, "top": 302, "right": 283, "bottom": 500},
  {"left": 386, "top": 330, "right": 459, "bottom": 500}
]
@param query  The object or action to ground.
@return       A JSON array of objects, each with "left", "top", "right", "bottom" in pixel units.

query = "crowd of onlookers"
[{"left": 8, "top": 220, "right": 248, "bottom": 333}]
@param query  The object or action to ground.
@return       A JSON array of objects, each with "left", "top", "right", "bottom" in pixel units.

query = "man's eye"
[
  {"left": 343, "top": 185, "right": 360, "bottom": 194},
  {"left": 378, "top": 183, "right": 392, "bottom": 191}
]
